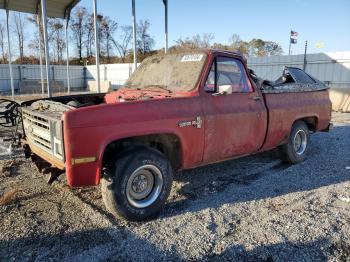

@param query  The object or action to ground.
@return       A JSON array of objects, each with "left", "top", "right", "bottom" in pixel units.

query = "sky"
[{"left": 2, "top": 0, "right": 350, "bottom": 57}]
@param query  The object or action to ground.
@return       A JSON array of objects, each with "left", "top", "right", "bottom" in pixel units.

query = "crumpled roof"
[{"left": 262, "top": 82, "right": 329, "bottom": 93}]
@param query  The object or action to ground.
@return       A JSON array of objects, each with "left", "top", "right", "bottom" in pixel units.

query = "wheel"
[
  {"left": 278, "top": 121, "right": 309, "bottom": 164},
  {"left": 101, "top": 147, "right": 173, "bottom": 221}
]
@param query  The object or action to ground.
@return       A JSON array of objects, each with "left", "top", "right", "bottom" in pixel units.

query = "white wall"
[{"left": 86, "top": 63, "right": 139, "bottom": 89}]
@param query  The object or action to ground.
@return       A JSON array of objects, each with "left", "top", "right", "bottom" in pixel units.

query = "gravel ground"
[{"left": 0, "top": 112, "right": 350, "bottom": 261}]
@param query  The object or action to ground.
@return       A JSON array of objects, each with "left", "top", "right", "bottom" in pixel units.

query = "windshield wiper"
[{"left": 143, "top": 85, "right": 173, "bottom": 93}]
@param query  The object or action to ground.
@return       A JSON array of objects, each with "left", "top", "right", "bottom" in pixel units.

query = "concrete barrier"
[
  {"left": 329, "top": 89, "right": 350, "bottom": 112},
  {"left": 87, "top": 80, "right": 111, "bottom": 93}
]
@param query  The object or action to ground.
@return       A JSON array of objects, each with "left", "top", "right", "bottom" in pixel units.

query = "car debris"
[
  {"left": 338, "top": 196, "right": 350, "bottom": 203},
  {"left": 0, "top": 187, "right": 22, "bottom": 206}
]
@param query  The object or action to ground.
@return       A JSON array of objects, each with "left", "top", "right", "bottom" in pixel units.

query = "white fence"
[{"left": 0, "top": 64, "right": 85, "bottom": 93}]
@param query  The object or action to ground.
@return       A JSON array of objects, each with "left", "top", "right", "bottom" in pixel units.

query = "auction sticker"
[{"left": 181, "top": 54, "right": 204, "bottom": 62}]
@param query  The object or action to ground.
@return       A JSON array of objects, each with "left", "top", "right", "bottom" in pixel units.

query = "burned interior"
[{"left": 250, "top": 66, "right": 329, "bottom": 93}]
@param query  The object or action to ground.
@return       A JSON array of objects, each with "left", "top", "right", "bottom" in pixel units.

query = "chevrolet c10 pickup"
[{"left": 20, "top": 49, "right": 332, "bottom": 221}]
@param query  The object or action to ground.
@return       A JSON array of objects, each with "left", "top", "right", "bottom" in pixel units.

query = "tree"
[
  {"left": 27, "top": 15, "right": 44, "bottom": 62},
  {"left": 229, "top": 34, "right": 242, "bottom": 50},
  {"left": 136, "top": 20, "right": 155, "bottom": 55},
  {"left": 264, "top": 41, "right": 283, "bottom": 56},
  {"left": 100, "top": 16, "right": 118, "bottom": 62},
  {"left": 85, "top": 13, "right": 94, "bottom": 58},
  {"left": 70, "top": 7, "right": 88, "bottom": 62},
  {"left": 228, "top": 34, "right": 249, "bottom": 55},
  {"left": 248, "top": 38, "right": 283, "bottom": 57},
  {"left": 174, "top": 33, "right": 214, "bottom": 50},
  {"left": 248, "top": 38, "right": 267, "bottom": 57},
  {"left": 13, "top": 13, "right": 26, "bottom": 63},
  {"left": 193, "top": 33, "right": 214, "bottom": 48},
  {"left": 48, "top": 19, "right": 65, "bottom": 64},
  {"left": 0, "top": 23, "right": 6, "bottom": 62},
  {"left": 112, "top": 25, "right": 132, "bottom": 63},
  {"left": 211, "top": 42, "right": 231, "bottom": 51}
]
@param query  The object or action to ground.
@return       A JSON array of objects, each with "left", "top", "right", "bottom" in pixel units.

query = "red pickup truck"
[{"left": 21, "top": 50, "right": 332, "bottom": 221}]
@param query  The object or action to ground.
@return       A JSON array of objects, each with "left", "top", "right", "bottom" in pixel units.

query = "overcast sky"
[{"left": 2, "top": 0, "right": 350, "bottom": 57}]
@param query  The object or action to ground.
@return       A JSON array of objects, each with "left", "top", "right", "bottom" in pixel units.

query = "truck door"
[{"left": 201, "top": 56, "right": 267, "bottom": 163}]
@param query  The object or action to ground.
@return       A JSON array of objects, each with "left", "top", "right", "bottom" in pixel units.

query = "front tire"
[
  {"left": 279, "top": 121, "right": 309, "bottom": 164},
  {"left": 101, "top": 147, "right": 173, "bottom": 221}
]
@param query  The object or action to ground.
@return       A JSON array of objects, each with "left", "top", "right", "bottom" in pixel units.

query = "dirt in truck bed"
[{"left": 1, "top": 113, "right": 350, "bottom": 261}]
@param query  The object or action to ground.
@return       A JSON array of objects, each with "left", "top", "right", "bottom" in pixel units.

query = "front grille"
[{"left": 22, "top": 109, "right": 64, "bottom": 162}]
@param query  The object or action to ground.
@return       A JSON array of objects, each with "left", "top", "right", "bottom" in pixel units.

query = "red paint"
[{"left": 59, "top": 50, "right": 331, "bottom": 187}]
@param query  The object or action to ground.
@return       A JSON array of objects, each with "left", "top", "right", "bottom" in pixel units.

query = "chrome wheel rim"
[
  {"left": 126, "top": 165, "right": 163, "bottom": 208},
  {"left": 293, "top": 129, "right": 307, "bottom": 155}
]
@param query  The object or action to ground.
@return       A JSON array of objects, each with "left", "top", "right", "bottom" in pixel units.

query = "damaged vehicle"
[{"left": 19, "top": 50, "right": 332, "bottom": 221}]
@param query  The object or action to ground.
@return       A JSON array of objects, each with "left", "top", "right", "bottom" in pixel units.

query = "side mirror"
[{"left": 213, "top": 85, "right": 232, "bottom": 96}]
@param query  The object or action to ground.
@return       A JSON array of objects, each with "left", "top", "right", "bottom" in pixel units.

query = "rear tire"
[
  {"left": 101, "top": 146, "right": 173, "bottom": 221},
  {"left": 278, "top": 121, "right": 309, "bottom": 164}
]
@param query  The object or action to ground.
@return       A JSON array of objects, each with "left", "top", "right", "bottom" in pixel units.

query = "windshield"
[{"left": 123, "top": 52, "right": 207, "bottom": 92}]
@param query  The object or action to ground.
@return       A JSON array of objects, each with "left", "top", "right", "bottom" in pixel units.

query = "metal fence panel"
[{"left": 0, "top": 64, "right": 85, "bottom": 93}]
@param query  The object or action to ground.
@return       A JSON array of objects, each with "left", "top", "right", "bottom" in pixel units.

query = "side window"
[
  {"left": 205, "top": 63, "right": 216, "bottom": 92},
  {"left": 205, "top": 57, "right": 253, "bottom": 93}
]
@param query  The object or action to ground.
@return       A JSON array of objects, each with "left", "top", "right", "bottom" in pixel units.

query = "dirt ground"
[{"left": 0, "top": 112, "right": 350, "bottom": 261}]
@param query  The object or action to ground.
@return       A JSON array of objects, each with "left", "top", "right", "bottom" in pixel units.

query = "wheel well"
[
  {"left": 296, "top": 116, "right": 318, "bottom": 131},
  {"left": 102, "top": 134, "right": 182, "bottom": 171}
]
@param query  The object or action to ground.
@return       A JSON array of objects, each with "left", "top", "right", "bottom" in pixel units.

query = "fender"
[
  {"left": 97, "top": 128, "right": 187, "bottom": 171},
  {"left": 63, "top": 98, "right": 204, "bottom": 187}
]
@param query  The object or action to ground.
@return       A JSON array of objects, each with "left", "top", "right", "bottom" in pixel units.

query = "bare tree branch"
[{"left": 13, "top": 13, "right": 26, "bottom": 63}]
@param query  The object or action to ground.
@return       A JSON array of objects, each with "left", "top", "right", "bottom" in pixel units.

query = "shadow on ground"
[
  {"left": 164, "top": 125, "right": 350, "bottom": 218},
  {"left": 207, "top": 237, "right": 350, "bottom": 261},
  {"left": 0, "top": 228, "right": 179, "bottom": 261}
]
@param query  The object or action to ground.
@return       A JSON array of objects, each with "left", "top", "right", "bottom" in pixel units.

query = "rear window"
[{"left": 287, "top": 67, "right": 315, "bottom": 84}]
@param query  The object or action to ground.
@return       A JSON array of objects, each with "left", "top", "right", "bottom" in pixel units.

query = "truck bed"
[{"left": 262, "top": 90, "right": 331, "bottom": 150}]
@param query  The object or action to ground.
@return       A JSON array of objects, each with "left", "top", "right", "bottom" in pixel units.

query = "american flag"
[{"left": 290, "top": 30, "right": 298, "bottom": 44}]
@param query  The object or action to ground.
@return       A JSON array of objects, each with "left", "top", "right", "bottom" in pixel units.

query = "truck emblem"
[{"left": 178, "top": 116, "right": 202, "bottom": 129}]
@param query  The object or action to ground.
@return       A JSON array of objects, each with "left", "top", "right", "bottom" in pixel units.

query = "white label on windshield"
[{"left": 181, "top": 54, "right": 204, "bottom": 62}]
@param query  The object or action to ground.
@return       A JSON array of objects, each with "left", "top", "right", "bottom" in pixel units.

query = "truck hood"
[{"left": 104, "top": 88, "right": 193, "bottom": 104}]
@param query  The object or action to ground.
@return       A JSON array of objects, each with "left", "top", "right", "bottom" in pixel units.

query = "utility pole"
[
  {"left": 288, "top": 41, "right": 291, "bottom": 56},
  {"left": 93, "top": 0, "right": 101, "bottom": 93},
  {"left": 303, "top": 40, "right": 308, "bottom": 71},
  {"left": 132, "top": 0, "right": 137, "bottom": 71},
  {"left": 163, "top": 0, "right": 168, "bottom": 53},
  {"left": 288, "top": 30, "right": 291, "bottom": 56}
]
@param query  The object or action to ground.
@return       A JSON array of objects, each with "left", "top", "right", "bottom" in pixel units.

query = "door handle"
[{"left": 249, "top": 96, "right": 261, "bottom": 101}]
